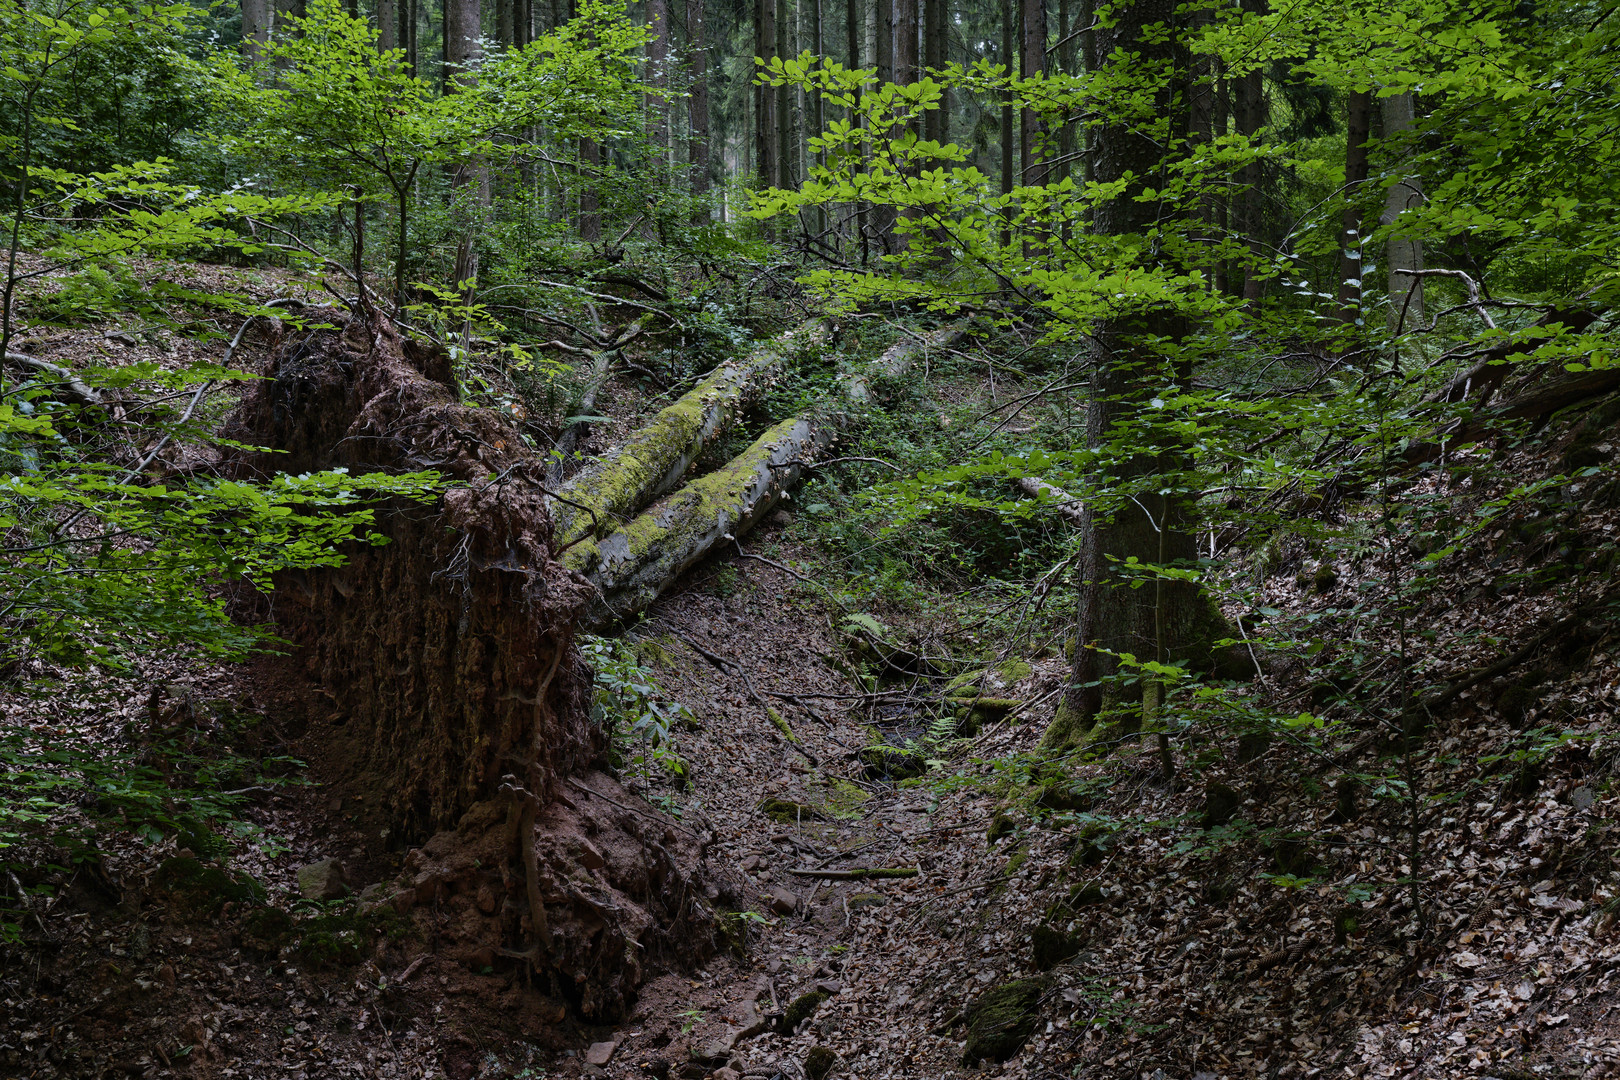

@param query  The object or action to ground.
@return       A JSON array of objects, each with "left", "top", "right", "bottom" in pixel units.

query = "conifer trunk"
[{"left": 1045, "top": 0, "right": 1214, "bottom": 753}]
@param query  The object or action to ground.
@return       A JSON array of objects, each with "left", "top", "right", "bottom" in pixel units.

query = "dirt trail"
[{"left": 548, "top": 526, "right": 1066, "bottom": 1080}]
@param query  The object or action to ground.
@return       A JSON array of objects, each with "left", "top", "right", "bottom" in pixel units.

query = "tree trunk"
[
  {"left": 378, "top": 0, "right": 398, "bottom": 49},
  {"left": 548, "top": 320, "right": 831, "bottom": 554},
  {"left": 1045, "top": 0, "right": 1217, "bottom": 754},
  {"left": 648, "top": 0, "right": 670, "bottom": 153},
  {"left": 922, "top": 0, "right": 944, "bottom": 143},
  {"left": 1018, "top": 0, "right": 1046, "bottom": 187},
  {"left": 1234, "top": 0, "right": 1268, "bottom": 301},
  {"left": 1338, "top": 89, "right": 1371, "bottom": 324},
  {"left": 894, "top": 0, "right": 917, "bottom": 87},
  {"left": 688, "top": 0, "right": 711, "bottom": 212},
  {"left": 756, "top": 0, "right": 779, "bottom": 187},
  {"left": 846, "top": 0, "right": 864, "bottom": 259},
  {"left": 776, "top": 0, "right": 794, "bottom": 188},
  {"left": 1381, "top": 90, "right": 1424, "bottom": 333},
  {"left": 445, "top": 0, "right": 487, "bottom": 319},
  {"left": 574, "top": 415, "right": 830, "bottom": 629},
  {"left": 242, "top": 0, "right": 271, "bottom": 60},
  {"left": 999, "top": 0, "right": 1012, "bottom": 246},
  {"left": 405, "top": 0, "right": 418, "bottom": 74}
]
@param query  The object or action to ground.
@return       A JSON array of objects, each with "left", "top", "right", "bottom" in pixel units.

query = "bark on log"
[
  {"left": 572, "top": 414, "right": 830, "bottom": 629},
  {"left": 548, "top": 319, "right": 831, "bottom": 549},
  {"left": 839, "top": 322, "right": 968, "bottom": 405},
  {"left": 1017, "top": 475, "right": 1084, "bottom": 525},
  {"left": 5, "top": 351, "right": 104, "bottom": 406}
]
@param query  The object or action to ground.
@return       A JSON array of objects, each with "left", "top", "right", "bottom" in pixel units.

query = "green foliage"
[{"left": 580, "top": 635, "right": 695, "bottom": 785}]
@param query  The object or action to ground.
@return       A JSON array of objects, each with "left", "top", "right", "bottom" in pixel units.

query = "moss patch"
[
  {"left": 986, "top": 810, "right": 1018, "bottom": 845},
  {"left": 857, "top": 744, "right": 924, "bottom": 780},
  {"left": 961, "top": 977, "right": 1047, "bottom": 1065},
  {"left": 777, "top": 990, "right": 829, "bottom": 1034},
  {"left": 759, "top": 796, "right": 828, "bottom": 824},
  {"left": 153, "top": 857, "right": 265, "bottom": 916},
  {"left": 1031, "top": 924, "right": 1082, "bottom": 971},
  {"left": 805, "top": 1045, "right": 839, "bottom": 1080}
]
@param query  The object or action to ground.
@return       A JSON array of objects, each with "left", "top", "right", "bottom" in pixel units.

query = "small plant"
[{"left": 580, "top": 635, "right": 695, "bottom": 786}]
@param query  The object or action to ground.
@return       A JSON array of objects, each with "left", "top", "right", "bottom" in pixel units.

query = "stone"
[
  {"left": 961, "top": 978, "right": 1046, "bottom": 1066},
  {"left": 574, "top": 839, "right": 607, "bottom": 871},
  {"left": 813, "top": 979, "right": 842, "bottom": 995},
  {"left": 777, "top": 990, "right": 829, "bottom": 1034},
  {"left": 584, "top": 1041, "right": 617, "bottom": 1066},
  {"left": 1201, "top": 783, "right": 1241, "bottom": 829},
  {"left": 296, "top": 859, "right": 349, "bottom": 901},
  {"left": 1031, "top": 925, "right": 1080, "bottom": 971},
  {"left": 767, "top": 886, "right": 800, "bottom": 915},
  {"left": 805, "top": 1046, "right": 839, "bottom": 1080}
]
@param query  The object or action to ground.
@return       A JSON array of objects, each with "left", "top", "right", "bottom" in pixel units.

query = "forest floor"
[{"left": 6, "top": 291, "right": 1620, "bottom": 1080}]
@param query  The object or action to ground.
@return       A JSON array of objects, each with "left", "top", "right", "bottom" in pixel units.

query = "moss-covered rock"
[
  {"left": 961, "top": 977, "right": 1047, "bottom": 1065},
  {"left": 1201, "top": 782, "right": 1241, "bottom": 829},
  {"left": 759, "top": 796, "right": 828, "bottom": 824},
  {"left": 805, "top": 1045, "right": 839, "bottom": 1080},
  {"left": 986, "top": 810, "right": 1018, "bottom": 845},
  {"left": 777, "top": 990, "right": 828, "bottom": 1034},
  {"left": 857, "top": 744, "right": 924, "bottom": 780},
  {"left": 1032, "top": 781, "right": 1091, "bottom": 813},
  {"left": 153, "top": 857, "right": 265, "bottom": 915},
  {"left": 239, "top": 906, "right": 294, "bottom": 957},
  {"left": 1063, "top": 882, "right": 1106, "bottom": 910},
  {"left": 1030, "top": 925, "right": 1081, "bottom": 971}
]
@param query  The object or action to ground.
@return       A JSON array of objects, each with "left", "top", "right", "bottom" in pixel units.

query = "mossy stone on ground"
[
  {"left": 1201, "top": 782, "right": 1241, "bottom": 828},
  {"left": 1063, "top": 882, "right": 1106, "bottom": 910},
  {"left": 1033, "top": 781, "right": 1091, "bottom": 813},
  {"left": 777, "top": 990, "right": 828, "bottom": 1034},
  {"left": 239, "top": 906, "right": 294, "bottom": 956},
  {"left": 1030, "top": 924, "right": 1082, "bottom": 971},
  {"left": 856, "top": 744, "right": 924, "bottom": 780},
  {"left": 805, "top": 1045, "right": 839, "bottom": 1080},
  {"left": 986, "top": 810, "right": 1017, "bottom": 845},
  {"left": 759, "top": 796, "right": 828, "bottom": 824},
  {"left": 153, "top": 857, "right": 265, "bottom": 915},
  {"left": 961, "top": 977, "right": 1047, "bottom": 1065}
]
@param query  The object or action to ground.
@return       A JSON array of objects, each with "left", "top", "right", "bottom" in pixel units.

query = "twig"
[{"left": 784, "top": 866, "right": 919, "bottom": 880}]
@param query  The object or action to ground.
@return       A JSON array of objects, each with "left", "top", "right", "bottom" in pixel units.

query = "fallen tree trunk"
[
  {"left": 839, "top": 322, "right": 969, "bottom": 405},
  {"left": 1017, "top": 475, "right": 1085, "bottom": 525},
  {"left": 573, "top": 414, "right": 830, "bottom": 629},
  {"left": 548, "top": 319, "right": 831, "bottom": 549}
]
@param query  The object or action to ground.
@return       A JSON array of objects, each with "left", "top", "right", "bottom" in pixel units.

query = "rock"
[
  {"left": 813, "top": 979, "right": 842, "bottom": 995},
  {"left": 1030, "top": 925, "right": 1081, "bottom": 971},
  {"left": 741, "top": 855, "right": 763, "bottom": 872},
  {"left": 297, "top": 859, "right": 349, "bottom": 901},
  {"left": 986, "top": 811, "right": 1017, "bottom": 845},
  {"left": 805, "top": 1045, "right": 839, "bottom": 1080},
  {"left": 777, "top": 990, "right": 828, "bottom": 1034},
  {"left": 585, "top": 1041, "right": 617, "bottom": 1066},
  {"left": 856, "top": 744, "right": 924, "bottom": 781},
  {"left": 767, "top": 885, "right": 800, "bottom": 915},
  {"left": 847, "top": 892, "right": 886, "bottom": 911},
  {"left": 962, "top": 977, "right": 1046, "bottom": 1065},
  {"left": 573, "top": 838, "right": 607, "bottom": 871},
  {"left": 1200, "top": 783, "right": 1241, "bottom": 829},
  {"left": 1032, "top": 782, "right": 1090, "bottom": 813}
]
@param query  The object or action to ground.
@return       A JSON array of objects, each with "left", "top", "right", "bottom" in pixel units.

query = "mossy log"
[
  {"left": 572, "top": 414, "right": 830, "bottom": 629},
  {"left": 1016, "top": 476, "right": 1084, "bottom": 525},
  {"left": 548, "top": 319, "right": 830, "bottom": 549},
  {"left": 838, "top": 322, "right": 969, "bottom": 405}
]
